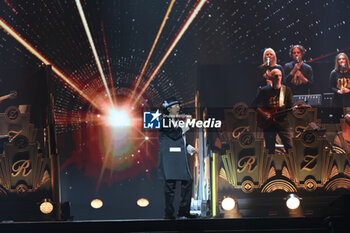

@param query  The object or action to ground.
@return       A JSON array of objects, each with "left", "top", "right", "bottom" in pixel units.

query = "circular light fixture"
[
  {"left": 40, "top": 199, "right": 54, "bottom": 214},
  {"left": 221, "top": 197, "right": 235, "bottom": 211},
  {"left": 137, "top": 198, "right": 149, "bottom": 207},
  {"left": 286, "top": 194, "right": 300, "bottom": 210},
  {"left": 91, "top": 198, "right": 103, "bottom": 209}
]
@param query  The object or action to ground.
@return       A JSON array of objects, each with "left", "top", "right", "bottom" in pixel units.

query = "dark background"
[{"left": 0, "top": 0, "right": 349, "bottom": 220}]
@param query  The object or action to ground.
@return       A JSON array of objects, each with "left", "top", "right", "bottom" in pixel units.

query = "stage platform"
[{"left": 0, "top": 216, "right": 347, "bottom": 233}]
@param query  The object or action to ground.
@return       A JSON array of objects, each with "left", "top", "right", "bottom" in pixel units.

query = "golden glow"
[
  {"left": 91, "top": 199, "right": 103, "bottom": 209},
  {"left": 132, "top": 0, "right": 207, "bottom": 106},
  {"left": 131, "top": 0, "right": 175, "bottom": 101},
  {"left": 0, "top": 17, "right": 100, "bottom": 110},
  {"left": 40, "top": 200, "right": 54, "bottom": 214},
  {"left": 221, "top": 197, "right": 235, "bottom": 211},
  {"left": 75, "top": 0, "right": 114, "bottom": 106},
  {"left": 137, "top": 198, "right": 150, "bottom": 207}
]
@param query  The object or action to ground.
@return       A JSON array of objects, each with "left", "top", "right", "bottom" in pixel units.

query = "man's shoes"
[
  {"left": 164, "top": 214, "right": 176, "bottom": 220},
  {"left": 177, "top": 213, "right": 198, "bottom": 219}
]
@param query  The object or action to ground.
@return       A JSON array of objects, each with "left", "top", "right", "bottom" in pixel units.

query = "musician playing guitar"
[{"left": 253, "top": 68, "right": 293, "bottom": 154}]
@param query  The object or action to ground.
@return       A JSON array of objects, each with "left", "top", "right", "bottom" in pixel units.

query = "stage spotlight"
[
  {"left": 40, "top": 198, "right": 53, "bottom": 214},
  {"left": 221, "top": 197, "right": 235, "bottom": 211},
  {"left": 91, "top": 198, "right": 103, "bottom": 209},
  {"left": 286, "top": 194, "right": 301, "bottom": 210},
  {"left": 107, "top": 109, "right": 131, "bottom": 127},
  {"left": 137, "top": 198, "right": 149, "bottom": 207},
  {"left": 145, "top": 136, "right": 149, "bottom": 140}
]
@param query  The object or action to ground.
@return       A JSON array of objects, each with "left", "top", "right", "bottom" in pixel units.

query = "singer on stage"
[
  {"left": 157, "top": 96, "right": 198, "bottom": 219},
  {"left": 284, "top": 45, "right": 313, "bottom": 95},
  {"left": 330, "top": 52, "right": 350, "bottom": 108},
  {"left": 257, "top": 48, "right": 285, "bottom": 92}
]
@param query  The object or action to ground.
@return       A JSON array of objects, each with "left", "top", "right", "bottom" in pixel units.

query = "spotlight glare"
[
  {"left": 286, "top": 194, "right": 300, "bottom": 210},
  {"left": 137, "top": 198, "right": 149, "bottom": 207},
  {"left": 145, "top": 136, "right": 149, "bottom": 140},
  {"left": 221, "top": 197, "right": 235, "bottom": 211},
  {"left": 107, "top": 109, "right": 131, "bottom": 127},
  {"left": 91, "top": 199, "right": 103, "bottom": 209}
]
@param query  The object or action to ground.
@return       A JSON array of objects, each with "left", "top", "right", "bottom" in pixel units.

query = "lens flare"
[{"left": 107, "top": 109, "right": 131, "bottom": 128}]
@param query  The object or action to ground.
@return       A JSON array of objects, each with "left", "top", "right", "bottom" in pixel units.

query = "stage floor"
[{"left": 0, "top": 216, "right": 345, "bottom": 233}]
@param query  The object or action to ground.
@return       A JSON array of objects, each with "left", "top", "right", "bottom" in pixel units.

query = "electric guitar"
[
  {"left": 0, "top": 91, "right": 17, "bottom": 102},
  {"left": 257, "top": 104, "right": 311, "bottom": 129}
]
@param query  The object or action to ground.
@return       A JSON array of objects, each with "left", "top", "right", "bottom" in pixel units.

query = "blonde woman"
[{"left": 257, "top": 48, "right": 285, "bottom": 91}]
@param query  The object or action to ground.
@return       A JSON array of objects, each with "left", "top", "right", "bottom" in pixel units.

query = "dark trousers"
[
  {"left": 164, "top": 179, "right": 193, "bottom": 217},
  {"left": 263, "top": 121, "right": 292, "bottom": 154}
]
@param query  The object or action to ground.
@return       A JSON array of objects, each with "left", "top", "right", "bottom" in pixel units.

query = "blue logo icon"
[{"left": 143, "top": 110, "right": 161, "bottom": 129}]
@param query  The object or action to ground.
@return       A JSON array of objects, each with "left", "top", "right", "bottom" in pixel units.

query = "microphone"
[
  {"left": 266, "top": 57, "right": 270, "bottom": 66},
  {"left": 296, "top": 55, "right": 300, "bottom": 63},
  {"left": 341, "top": 63, "right": 346, "bottom": 70}
]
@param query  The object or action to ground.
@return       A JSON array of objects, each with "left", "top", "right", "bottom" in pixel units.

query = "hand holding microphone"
[
  {"left": 266, "top": 57, "right": 270, "bottom": 67},
  {"left": 341, "top": 63, "right": 346, "bottom": 72}
]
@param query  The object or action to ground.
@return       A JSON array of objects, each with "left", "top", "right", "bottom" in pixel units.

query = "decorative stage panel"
[
  {"left": 0, "top": 66, "right": 60, "bottom": 221},
  {"left": 214, "top": 102, "right": 350, "bottom": 217}
]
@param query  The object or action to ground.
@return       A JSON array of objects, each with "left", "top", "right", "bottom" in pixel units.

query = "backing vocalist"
[
  {"left": 257, "top": 48, "right": 285, "bottom": 93},
  {"left": 330, "top": 52, "right": 350, "bottom": 109},
  {"left": 284, "top": 45, "right": 313, "bottom": 95}
]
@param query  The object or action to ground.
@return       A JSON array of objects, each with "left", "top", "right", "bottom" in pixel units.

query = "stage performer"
[
  {"left": 333, "top": 113, "right": 350, "bottom": 155},
  {"left": 330, "top": 52, "right": 350, "bottom": 108},
  {"left": 284, "top": 45, "right": 313, "bottom": 95},
  {"left": 158, "top": 96, "right": 198, "bottom": 219},
  {"left": 253, "top": 68, "right": 293, "bottom": 154},
  {"left": 257, "top": 48, "right": 285, "bottom": 92}
]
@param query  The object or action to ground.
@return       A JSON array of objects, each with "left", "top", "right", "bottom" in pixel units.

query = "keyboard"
[{"left": 293, "top": 94, "right": 322, "bottom": 106}]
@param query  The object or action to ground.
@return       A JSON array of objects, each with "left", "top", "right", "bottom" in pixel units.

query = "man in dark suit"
[{"left": 158, "top": 97, "right": 198, "bottom": 219}]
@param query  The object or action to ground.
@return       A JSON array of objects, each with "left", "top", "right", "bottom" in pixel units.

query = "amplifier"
[{"left": 293, "top": 94, "right": 322, "bottom": 106}]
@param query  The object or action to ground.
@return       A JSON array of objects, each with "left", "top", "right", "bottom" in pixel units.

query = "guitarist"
[{"left": 253, "top": 68, "right": 293, "bottom": 154}]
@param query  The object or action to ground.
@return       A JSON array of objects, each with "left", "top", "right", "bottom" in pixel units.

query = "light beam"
[
  {"left": 75, "top": 0, "right": 114, "bottom": 106},
  {"left": 130, "top": 0, "right": 175, "bottom": 102},
  {"left": 132, "top": 0, "right": 207, "bottom": 107},
  {"left": 0, "top": 17, "right": 100, "bottom": 110}
]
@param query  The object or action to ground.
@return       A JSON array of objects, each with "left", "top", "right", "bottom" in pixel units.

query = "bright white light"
[
  {"left": 221, "top": 197, "right": 235, "bottom": 211},
  {"left": 137, "top": 198, "right": 149, "bottom": 207},
  {"left": 91, "top": 199, "right": 103, "bottom": 209},
  {"left": 286, "top": 194, "right": 300, "bottom": 210},
  {"left": 145, "top": 136, "right": 149, "bottom": 140},
  {"left": 107, "top": 109, "right": 131, "bottom": 127}
]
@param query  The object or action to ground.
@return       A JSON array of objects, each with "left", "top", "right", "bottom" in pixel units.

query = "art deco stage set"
[{"left": 0, "top": 0, "right": 350, "bottom": 233}]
